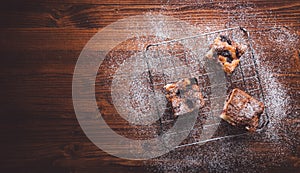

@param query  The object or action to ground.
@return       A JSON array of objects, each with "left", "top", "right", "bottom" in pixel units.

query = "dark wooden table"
[{"left": 0, "top": 0, "right": 299, "bottom": 172}]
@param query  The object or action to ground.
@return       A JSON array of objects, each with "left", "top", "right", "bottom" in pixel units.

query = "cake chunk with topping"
[
  {"left": 220, "top": 88, "right": 264, "bottom": 132},
  {"left": 164, "top": 78, "right": 205, "bottom": 116},
  {"left": 206, "top": 35, "right": 247, "bottom": 74}
]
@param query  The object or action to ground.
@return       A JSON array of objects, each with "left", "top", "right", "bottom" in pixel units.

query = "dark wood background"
[{"left": 0, "top": 0, "right": 299, "bottom": 172}]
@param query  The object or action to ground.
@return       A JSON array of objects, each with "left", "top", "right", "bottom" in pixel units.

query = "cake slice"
[
  {"left": 164, "top": 78, "right": 205, "bottom": 116},
  {"left": 206, "top": 35, "right": 247, "bottom": 74},
  {"left": 220, "top": 88, "right": 264, "bottom": 132}
]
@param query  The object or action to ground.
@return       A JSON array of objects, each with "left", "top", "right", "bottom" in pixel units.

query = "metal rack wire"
[{"left": 143, "top": 27, "right": 269, "bottom": 149}]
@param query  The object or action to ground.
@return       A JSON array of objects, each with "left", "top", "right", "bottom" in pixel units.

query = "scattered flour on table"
[{"left": 135, "top": 1, "right": 300, "bottom": 173}]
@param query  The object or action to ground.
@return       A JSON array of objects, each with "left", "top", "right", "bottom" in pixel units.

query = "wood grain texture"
[{"left": 0, "top": 0, "right": 299, "bottom": 173}]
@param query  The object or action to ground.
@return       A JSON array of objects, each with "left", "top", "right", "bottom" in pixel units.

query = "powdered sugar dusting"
[
  {"left": 262, "top": 69, "right": 291, "bottom": 141},
  {"left": 94, "top": 0, "right": 298, "bottom": 169},
  {"left": 253, "top": 27, "right": 297, "bottom": 142},
  {"left": 140, "top": 1, "right": 299, "bottom": 173}
]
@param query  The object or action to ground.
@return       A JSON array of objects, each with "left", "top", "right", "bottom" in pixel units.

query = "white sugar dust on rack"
[{"left": 143, "top": 14, "right": 298, "bottom": 173}]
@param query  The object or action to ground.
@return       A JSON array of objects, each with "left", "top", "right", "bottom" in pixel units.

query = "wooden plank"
[
  {"left": 0, "top": 1, "right": 299, "bottom": 28},
  {"left": 1, "top": 0, "right": 299, "bottom": 172}
]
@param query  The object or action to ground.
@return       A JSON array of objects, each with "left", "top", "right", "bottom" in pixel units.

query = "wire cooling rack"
[{"left": 143, "top": 27, "right": 269, "bottom": 149}]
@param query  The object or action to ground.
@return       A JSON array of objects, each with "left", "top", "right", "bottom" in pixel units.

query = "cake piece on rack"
[
  {"left": 206, "top": 35, "right": 247, "bottom": 74},
  {"left": 164, "top": 78, "right": 205, "bottom": 116},
  {"left": 220, "top": 88, "right": 265, "bottom": 132}
]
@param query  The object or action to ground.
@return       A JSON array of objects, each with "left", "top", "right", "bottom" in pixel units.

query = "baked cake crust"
[
  {"left": 206, "top": 35, "right": 247, "bottom": 74},
  {"left": 164, "top": 78, "right": 205, "bottom": 116},
  {"left": 220, "top": 88, "right": 265, "bottom": 132}
]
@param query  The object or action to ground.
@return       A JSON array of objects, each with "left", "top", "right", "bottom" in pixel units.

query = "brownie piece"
[
  {"left": 164, "top": 78, "right": 205, "bottom": 116},
  {"left": 220, "top": 88, "right": 264, "bottom": 132},
  {"left": 206, "top": 35, "right": 247, "bottom": 74}
]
